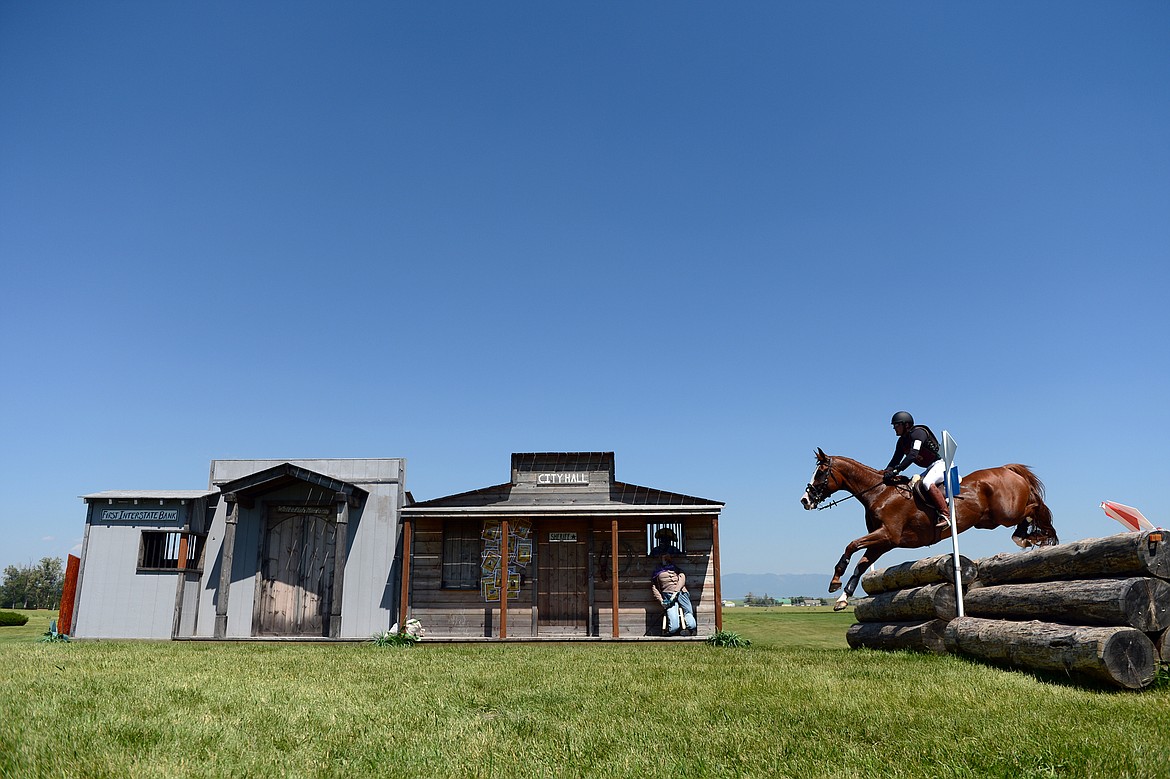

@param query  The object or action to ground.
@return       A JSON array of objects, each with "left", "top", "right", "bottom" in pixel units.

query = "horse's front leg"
[
  {"left": 840, "top": 556, "right": 871, "bottom": 605},
  {"left": 829, "top": 532, "right": 891, "bottom": 604},
  {"left": 829, "top": 531, "right": 882, "bottom": 592},
  {"left": 835, "top": 543, "right": 894, "bottom": 611},
  {"left": 829, "top": 551, "right": 852, "bottom": 593}
]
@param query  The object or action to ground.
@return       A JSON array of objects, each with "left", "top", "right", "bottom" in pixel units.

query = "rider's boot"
[{"left": 927, "top": 484, "right": 951, "bottom": 528}]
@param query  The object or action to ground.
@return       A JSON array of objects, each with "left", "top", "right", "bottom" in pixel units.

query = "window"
[
  {"left": 647, "top": 522, "right": 686, "bottom": 555},
  {"left": 139, "top": 531, "right": 205, "bottom": 572},
  {"left": 442, "top": 523, "right": 480, "bottom": 589}
]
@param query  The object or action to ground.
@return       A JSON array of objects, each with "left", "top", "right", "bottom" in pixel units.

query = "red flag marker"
[{"left": 1100, "top": 501, "right": 1156, "bottom": 532}]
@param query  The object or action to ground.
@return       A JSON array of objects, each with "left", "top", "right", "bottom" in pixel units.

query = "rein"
[
  {"left": 808, "top": 456, "right": 889, "bottom": 511},
  {"left": 813, "top": 481, "right": 884, "bottom": 510}
]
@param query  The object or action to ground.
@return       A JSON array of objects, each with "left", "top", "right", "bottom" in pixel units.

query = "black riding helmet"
[{"left": 891, "top": 411, "right": 914, "bottom": 427}]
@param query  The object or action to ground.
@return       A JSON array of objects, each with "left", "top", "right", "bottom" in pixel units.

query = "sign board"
[
  {"left": 273, "top": 505, "right": 330, "bottom": 515},
  {"left": 941, "top": 430, "right": 960, "bottom": 496},
  {"left": 100, "top": 509, "right": 179, "bottom": 523},
  {"left": 548, "top": 532, "right": 578, "bottom": 542},
  {"left": 537, "top": 473, "right": 589, "bottom": 486}
]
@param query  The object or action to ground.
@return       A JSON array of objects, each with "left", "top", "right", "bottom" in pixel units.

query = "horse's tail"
[{"left": 1005, "top": 464, "right": 1059, "bottom": 545}]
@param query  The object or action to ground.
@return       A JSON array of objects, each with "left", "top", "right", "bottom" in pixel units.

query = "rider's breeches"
[{"left": 921, "top": 459, "right": 948, "bottom": 488}]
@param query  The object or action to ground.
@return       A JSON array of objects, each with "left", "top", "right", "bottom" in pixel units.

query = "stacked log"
[
  {"left": 948, "top": 530, "right": 1168, "bottom": 690},
  {"left": 943, "top": 617, "right": 1156, "bottom": 690},
  {"left": 847, "top": 531, "right": 1169, "bottom": 690},
  {"left": 961, "top": 577, "right": 1170, "bottom": 630},
  {"left": 846, "top": 554, "right": 972, "bottom": 654}
]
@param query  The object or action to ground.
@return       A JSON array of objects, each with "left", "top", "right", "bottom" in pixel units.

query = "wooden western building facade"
[
  {"left": 70, "top": 452, "right": 723, "bottom": 641},
  {"left": 399, "top": 452, "right": 725, "bottom": 639},
  {"left": 73, "top": 459, "right": 405, "bottom": 640}
]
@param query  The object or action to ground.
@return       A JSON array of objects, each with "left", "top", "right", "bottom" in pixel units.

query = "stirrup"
[{"left": 935, "top": 515, "right": 951, "bottom": 529}]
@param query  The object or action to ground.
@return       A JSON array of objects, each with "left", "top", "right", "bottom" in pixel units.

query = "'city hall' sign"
[{"left": 536, "top": 472, "right": 589, "bottom": 486}]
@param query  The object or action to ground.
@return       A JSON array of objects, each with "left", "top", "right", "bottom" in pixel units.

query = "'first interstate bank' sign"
[{"left": 101, "top": 509, "right": 179, "bottom": 522}]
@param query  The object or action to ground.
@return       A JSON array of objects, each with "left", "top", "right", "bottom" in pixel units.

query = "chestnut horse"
[{"left": 800, "top": 448, "right": 1057, "bottom": 610}]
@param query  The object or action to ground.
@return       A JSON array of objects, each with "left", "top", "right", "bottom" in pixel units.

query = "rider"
[{"left": 883, "top": 411, "right": 951, "bottom": 529}]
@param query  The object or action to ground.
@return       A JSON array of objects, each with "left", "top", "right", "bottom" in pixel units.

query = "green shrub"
[
  {"left": 0, "top": 611, "right": 29, "bottom": 627},
  {"left": 706, "top": 629, "right": 751, "bottom": 648},
  {"left": 371, "top": 618, "right": 424, "bottom": 647}
]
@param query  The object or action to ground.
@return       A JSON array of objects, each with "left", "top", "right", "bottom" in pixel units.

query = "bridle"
[{"left": 806, "top": 456, "right": 886, "bottom": 511}]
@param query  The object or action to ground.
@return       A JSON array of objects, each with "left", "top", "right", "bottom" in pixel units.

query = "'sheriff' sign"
[
  {"left": 100, "top": 509, "right": 179, "bottom": 523},
  {"left": 536, "top": 473, "right": 589, "bottom": 486}
]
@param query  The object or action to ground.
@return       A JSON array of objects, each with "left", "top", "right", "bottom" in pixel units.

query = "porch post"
[
  {"left": 398, "top": 517, "right": 412, "bottom": 624},
  {"left": 330, "top": 494, "right": 351, "bottom": 638},
  {"left": 499, "top": 519, "right": 509, "bottom": 639},
  {"left": 214, "top": 496, "right": 239, "bottom": 639},
  {"left": 712, "top": 514, "right": 723, "bottom": 632},
  {"left": 610, "top": 518, "right": 619, "bottom": 638}
]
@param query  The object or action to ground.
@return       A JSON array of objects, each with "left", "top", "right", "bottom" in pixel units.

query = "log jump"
[{"left": 847, "top": 530, "right": 1167, "bottom": 690}]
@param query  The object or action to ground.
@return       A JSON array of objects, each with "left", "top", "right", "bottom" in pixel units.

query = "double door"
[{"left": 254, "top": 508, "right": 336, "bottom": 636}]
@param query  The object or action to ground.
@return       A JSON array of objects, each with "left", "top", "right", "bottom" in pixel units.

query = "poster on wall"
[{"left": 481, "top": 519, "right": 532, "bottom": 602}]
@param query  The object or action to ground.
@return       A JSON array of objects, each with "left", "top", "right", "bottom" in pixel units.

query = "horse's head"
[{"left": 800, "top": 448, "right": 839, "bottom": 510}]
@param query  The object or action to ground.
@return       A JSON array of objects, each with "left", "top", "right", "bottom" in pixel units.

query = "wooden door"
[
  {"left": 538, "top": 522, "right": 588, "bottom": 633},
  {"left": 254, "top": 509, "right": 336, "bottom": 636}
]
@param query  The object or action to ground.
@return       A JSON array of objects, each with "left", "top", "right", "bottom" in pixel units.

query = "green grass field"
[{"left": 1, "top": 608, "right": 1167, "bottom": 778}]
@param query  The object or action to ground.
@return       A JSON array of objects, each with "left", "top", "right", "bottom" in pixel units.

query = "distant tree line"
[
  {"left": 1, "top": 557, "right": 65, "bottom": 609},
  {"left": 741, "top": 592, "right": 837, "bottom": 607}
]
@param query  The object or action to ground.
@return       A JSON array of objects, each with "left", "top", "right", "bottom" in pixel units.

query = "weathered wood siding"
[
  {"left": 408, "top": 516, "right": 716, "bottom": 638},
  {"left": 254, "top": 509, "right": 336, "bottom": 636}
]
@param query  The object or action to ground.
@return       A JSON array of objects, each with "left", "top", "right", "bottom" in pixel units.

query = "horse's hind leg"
[{"left": 1012, "top": 503, "right": 1059, "bottom": 548}]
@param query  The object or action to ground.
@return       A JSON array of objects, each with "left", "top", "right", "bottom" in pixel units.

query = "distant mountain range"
[{"left": 720, "top": 572, "right": 839, "bottom": 600}]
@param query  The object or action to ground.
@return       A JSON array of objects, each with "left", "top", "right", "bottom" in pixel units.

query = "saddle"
[{"left": 895, "top": 474, "right": 957, "bottom": 525}]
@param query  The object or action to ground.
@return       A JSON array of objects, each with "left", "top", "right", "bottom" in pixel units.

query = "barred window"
[
  {"left": 139, "top": 531, "right": 205, "bottom": 572},
  {"left": 647, "top": 522, "right": 686, "bottom": 555},
  {"left": 442, "top": 523, "right": 480, "bottom": 589}
]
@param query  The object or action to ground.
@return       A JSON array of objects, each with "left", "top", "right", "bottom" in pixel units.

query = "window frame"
[
  {"left": 646, "top": 521, "right": 686, "bottom": 555},
  {"left": 441, "top": 522, "right": 481, "bottom": 590},
  {"left": 138, "top": 531, "right": 206, "bottom": 573}
]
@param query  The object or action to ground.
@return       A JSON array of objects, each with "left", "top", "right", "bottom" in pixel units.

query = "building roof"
[
  {"left": 218, "top": 462, "right": 369, "bottom": 504},
  {"left": 404, "top": 451, "right": 723, "bottom": 517},
  {"left": 511, "top": 452, "right": 615, "bottom": 477},
  {"left": 82, "top": 490, "right": 218, "bottom": 502},
  {"left": 405, "top": 480, "right": 722, "bottom": 510}
]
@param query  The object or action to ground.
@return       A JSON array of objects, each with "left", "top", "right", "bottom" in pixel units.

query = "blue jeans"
[{"left": 665, "top": 591, "right": 697, "bottom": 634}]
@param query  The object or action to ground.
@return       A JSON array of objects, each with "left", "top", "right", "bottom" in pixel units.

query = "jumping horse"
[{"left": 800, "top": 448, "right": 1058, "bottom": 610}]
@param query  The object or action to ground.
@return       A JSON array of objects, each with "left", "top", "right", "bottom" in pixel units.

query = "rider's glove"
[{"left": 882, "top": 469, "right": 898, "bottom": 485}]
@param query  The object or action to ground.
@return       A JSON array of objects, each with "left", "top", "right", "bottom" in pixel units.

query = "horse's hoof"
[
  {"left": 828, "top": 582, "right": 841, "bottom": 593},
  {"left": 833, "top": 601, "right": 848, "bottom": 612}
]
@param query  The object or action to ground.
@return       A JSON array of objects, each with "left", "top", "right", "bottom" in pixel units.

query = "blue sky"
[{"left": 2, "top": 2, "right": 1168, "bottom": 582}]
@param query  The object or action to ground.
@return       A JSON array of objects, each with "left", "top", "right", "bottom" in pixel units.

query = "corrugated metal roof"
[
  {"left": 406, "top": 481, "right": 722, "bottom": 510},
  {"left": 81, "top": 490, "right": 218, "bottom": 501},
  {"left": 610, "top": 481, "right": 723, "bottom": 506},
  {"left": 511, "top": 452, "right": 615, "bottom": 474},
  {"left": 218, "top": 462, "right": 368, "bottom": 500}
]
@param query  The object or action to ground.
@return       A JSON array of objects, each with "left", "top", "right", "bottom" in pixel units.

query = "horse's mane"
[{"left": 831, "top": 455, "right": 882, "bottom": 477}]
